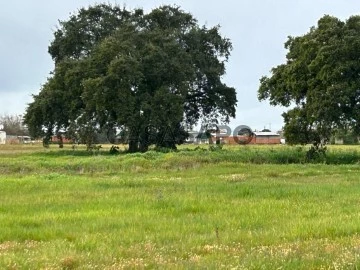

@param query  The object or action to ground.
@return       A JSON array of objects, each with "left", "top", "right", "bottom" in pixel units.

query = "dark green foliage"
[
  {"left": 24, "top": 4, "right": 237, "bottom": 152},
  {"left": 305, "top": 144, "right": 327, "bottom": 163},
  {"left": 48, "top": 4, "right": 134, "bottom": 63},
  {"left": 109, "top": 145, "right": 120, "bottom": 155},
  {"left": 259, "top": 15, "right": 360, "bottom": 148}
]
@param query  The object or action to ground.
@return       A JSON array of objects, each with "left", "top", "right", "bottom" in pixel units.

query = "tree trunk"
[
  {"left": 57, "top": 133, "right": 64, "bottom": 148},
  {"left": 139, "top": 131, "right": 150, "bottom": 152},
  {"left": 128, "top": 140, "right": 139, "bottom": 153}
]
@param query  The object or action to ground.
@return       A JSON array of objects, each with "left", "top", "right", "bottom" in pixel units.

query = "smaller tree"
[{"left": 258, "top": 15, "right": 360, "bottom": 152}]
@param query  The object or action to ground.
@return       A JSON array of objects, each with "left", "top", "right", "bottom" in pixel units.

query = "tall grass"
[
  {"left": 0, "top": 144, "right": 360, "bottom": 268},
  {"left": 1, "top": 144, "right": 359, "bottom": 176}
]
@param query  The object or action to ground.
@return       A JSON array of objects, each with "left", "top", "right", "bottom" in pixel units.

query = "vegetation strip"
[{"left": 1, "top": 145, "right": 360, "bottom": 268}]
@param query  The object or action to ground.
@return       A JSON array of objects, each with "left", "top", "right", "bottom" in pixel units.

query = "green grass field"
[{"left": 0, "top": 144, "right": 360, "bottom": 269}]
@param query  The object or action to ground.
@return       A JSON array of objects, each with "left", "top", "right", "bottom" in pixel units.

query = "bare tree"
[{"left": 0, "top": 114, "right": 29, "bottom": 136}]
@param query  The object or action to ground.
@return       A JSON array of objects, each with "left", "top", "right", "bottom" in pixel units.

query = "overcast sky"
[{"left": 0, "top": 0, "right": 359, "bottom": 131}]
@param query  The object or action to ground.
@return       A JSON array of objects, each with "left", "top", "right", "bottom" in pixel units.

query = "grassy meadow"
[{"left": 0, "top": 143, "right": 360, "bottom": 269}]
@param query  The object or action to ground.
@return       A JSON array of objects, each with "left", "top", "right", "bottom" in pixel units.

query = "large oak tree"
[{"left": 24, "top": 4, "right": 237, "bottom": 152}]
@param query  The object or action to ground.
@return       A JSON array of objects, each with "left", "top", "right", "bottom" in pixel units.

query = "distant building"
[
  {"left": 17, "top": 136, "right": 32, "bottom": 144},
  {"left": 216, "top": 131, "right": 281, "bottom": 145},
  {"left": 185, "top": 130, "right": 211, "bottom": 144},
  {"left": 251, "top": 131, "right": 282, "bottom": 144},
  {"left": 334, "top": 137, "right": 344, "bottom": 145},
  {"left": 185, "top": 129, "right": 282, "bottom": 145},
  {"left": 0, "top": 131, "right": 6, "bottom": 145},
  {"left": 51, "top": 135, "right": 72, "bottom": 144},
  {"left": 185, "top": 131, "right": 200, "bottom": 144},
  {"left": 3, "top": 135, "right": 32, "bottom": 144}
]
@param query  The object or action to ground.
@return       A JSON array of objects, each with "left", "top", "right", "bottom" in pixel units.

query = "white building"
[{"left": 0, "top": 131, "right": 6, "bottom": 145}]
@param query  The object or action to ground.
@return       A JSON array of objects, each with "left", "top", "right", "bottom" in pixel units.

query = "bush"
[{"left": 109, "top": 145, "right": 120, "bottom": 155}]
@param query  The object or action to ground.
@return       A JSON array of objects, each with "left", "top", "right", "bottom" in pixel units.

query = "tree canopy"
[
  {"left": 24, "top": 4, "right": 236, "bottom": 152},
  {"left": 258, "top": 15, "right": 360, "bottom": 148}
]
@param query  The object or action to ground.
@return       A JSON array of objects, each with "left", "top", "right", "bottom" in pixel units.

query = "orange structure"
[{"left": 51, "top": 135, "right": 73, "bottom": 144}]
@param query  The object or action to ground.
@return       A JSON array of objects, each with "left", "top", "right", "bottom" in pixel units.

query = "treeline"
[{"left": 0, "top": 114, "right": 28, "bottom": 136}]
